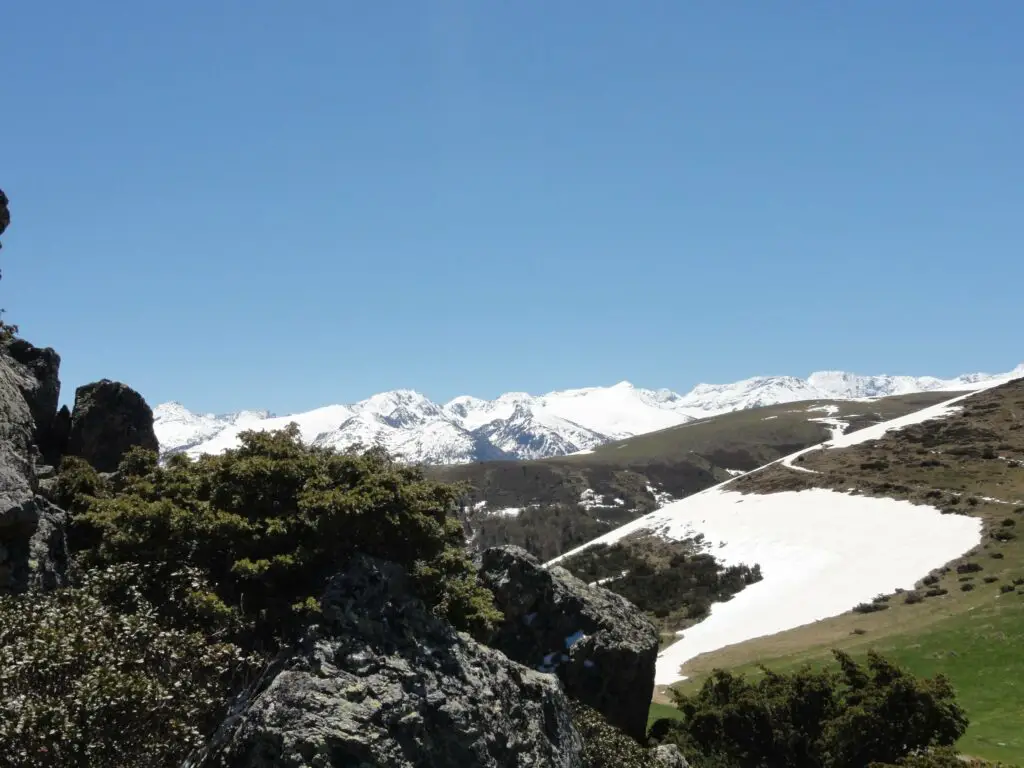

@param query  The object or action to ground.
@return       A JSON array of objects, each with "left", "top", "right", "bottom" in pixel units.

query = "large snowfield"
[{"left": 549, "top": 374, "right": 1023, "bottom": 686}]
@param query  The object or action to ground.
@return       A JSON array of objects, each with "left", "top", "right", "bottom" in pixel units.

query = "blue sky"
[{"left": 2, "top": 2, "right": 1021, "bottom": 415}]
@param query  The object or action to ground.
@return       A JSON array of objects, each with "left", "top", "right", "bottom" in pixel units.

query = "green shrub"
[
  {"left": 64, "top": 425, "right": 500, "bottom": 649},
  {"left": 657, "top": 651, "right": 968, "bottom": 768},
  {"left": 853, "top": 602, "right": 889, "bottom": 614},
  {"left": 904, "top": 591, "right": 924, "bottom": 605},
  {"left": 561, "top": 537, "right": 762, "bottom": 631},
  {"left": 871, "top": 745, "right": 1013, "bottom": 768},
  {"left": 50, "top": 455, "right": 107, "bottom": 514},
  {"left": 572, "top": 701, "right": 661, "bottom": 767},
  {"left": 0, "top": 566, "right": 257, "bottom": 767}
]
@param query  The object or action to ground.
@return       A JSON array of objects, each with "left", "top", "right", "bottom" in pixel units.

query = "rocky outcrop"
[
  {"left": 3, "top": 338, "right": 64, "bottom": 465},
  {"left": 0, "top": 187, "right": 9, "bottom": 246},
  {"left": 479, "top": 545, "right": 660, "bottom": 742},
  {"left": 0, "top": 347, "right": 68, "bottom": 593},
  {"left": 193, "top": 555, "right": 585, "bottom": 768},
  {"left": 67, "top": 379, "right": 159, "bottom": 472}
]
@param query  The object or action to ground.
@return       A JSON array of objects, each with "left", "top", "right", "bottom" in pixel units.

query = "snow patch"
[{"left": 647, "top": 488, "right": 980, "bottom": 686}]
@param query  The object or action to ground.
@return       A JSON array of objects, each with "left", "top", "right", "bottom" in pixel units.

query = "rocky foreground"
[{"left": 0, "top": 336, "right": 686, "bottom": 766}]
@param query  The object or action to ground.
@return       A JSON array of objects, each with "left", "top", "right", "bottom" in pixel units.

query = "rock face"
[
  {"left": 479, "top": 545, "right": 660, "bottom": 742},
  {"left": 194, "top": 555, "right": 585, "bottom": 768},
  {"left": 0, "top": 187, "right": 9, "bottom": 245},
  {"left": 67, "top": 379, "right": 159, "bottom": 472},
  {"left": 3, "top": 339, "right": 64, "bottom": 465},
  {"left": 0, "top": 346, "right": 68, "bottom": 593}
]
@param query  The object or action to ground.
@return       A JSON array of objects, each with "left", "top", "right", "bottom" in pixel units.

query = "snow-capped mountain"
[
  {"left": 154, "top": 364, "right": 1024, "bottom": 465},
  {"left": 155, "top": 381, "right": 690, "bottom": 464}
]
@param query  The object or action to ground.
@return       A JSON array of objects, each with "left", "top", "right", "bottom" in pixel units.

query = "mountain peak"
[{"left": 154, "top": 364, "right": 1022, "bottom": 465}]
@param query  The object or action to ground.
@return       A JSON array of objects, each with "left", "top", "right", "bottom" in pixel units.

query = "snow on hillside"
[
  {"left": 154, "top": 363, "right": 1023, "bottom": 465},
  {"left": 649, "top": 489, "right": 978, "bottom": 686},
  {"left": 547, "top": 375, "right": 1021, "bottom": 686}
]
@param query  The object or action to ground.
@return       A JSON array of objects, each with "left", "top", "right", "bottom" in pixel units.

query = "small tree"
[{"left": 64, "top": 425, "right": 501, "bottom": 649}]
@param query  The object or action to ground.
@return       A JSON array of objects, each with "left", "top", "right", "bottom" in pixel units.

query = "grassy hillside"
[
  {"left": 429, "top": 390, "right": 962, "bottom": 561},
  {"left": 658, "top": 379, "right": 1024, "bottom": 764}
]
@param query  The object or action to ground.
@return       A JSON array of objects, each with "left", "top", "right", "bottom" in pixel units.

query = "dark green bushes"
[
  {"left": 61, "top": 427, "right": 500, "bottom": 650},
  {"left": 561, "top": 537, "right": 762, "bottom": 630},
  {"left": 651, "top": 651, "right": 968, "bottom": 768},
  {"left": 0, "top": 566, "right": 257, "bottom": 767}
]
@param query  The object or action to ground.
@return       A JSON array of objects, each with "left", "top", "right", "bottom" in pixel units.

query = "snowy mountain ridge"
[{"left": 154, "top": 364, "right": 1024, "bottom": 465}]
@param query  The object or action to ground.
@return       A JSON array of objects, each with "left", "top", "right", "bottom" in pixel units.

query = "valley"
[
  {"left": 558, "top": 373, "right": 1024, "bottom": 763},
  {"left": 433, "top": 390, "right": 965, "bottom": 561}
]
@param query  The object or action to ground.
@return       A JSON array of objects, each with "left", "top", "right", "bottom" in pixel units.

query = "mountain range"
[{"left": 153, "top": 364, "right": 1024, "bottom": 465}]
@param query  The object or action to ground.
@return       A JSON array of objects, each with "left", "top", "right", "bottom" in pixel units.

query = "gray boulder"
[
  {"left": 479, "top": 545, "right": 660, "bottom": 742},
  {"left": 193, "top": 555, "right": 585, "bottom": 768},
  {"left": 67, "top": 379, "right": 159, "bottom": 472},
  {"left": 0, "top": 346, "right": 68, "bottom": 593}
]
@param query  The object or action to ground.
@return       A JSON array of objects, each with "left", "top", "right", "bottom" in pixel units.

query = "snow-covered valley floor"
[{"left": 548, "top": 375, "right": 1023, "bottom": 687}]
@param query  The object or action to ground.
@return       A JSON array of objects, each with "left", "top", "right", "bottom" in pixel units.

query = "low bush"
[
  {"left": 853, "top": 602, "right": 889, "bottom": 614},
  {"left": 904, "top": 591, "right": 924, "bottom": 605},
  {"left": 0, "top": 566, "right": 258, "bottom": 767},
  {"left": 656, "top": 651, "right": 968, "bottom": 768}
]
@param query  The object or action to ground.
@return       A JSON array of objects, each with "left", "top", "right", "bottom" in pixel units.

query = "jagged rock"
[
  {"left": 0, "top": 347, "right": 68, "bottom": 593},
  {"left": 650, "top": 744, "right": 690, "bottom": 768},
  {"left": 27, "top": 497, "right": 68, "bottom": 590},
  {"left": 0, "top": 187, "right": 9, "bottom": 245},
  {"left": 67, "top": 379, "right": 159, "bottom": 472},
  {"left": 193, "top": 555, "right": 585, "bottom": 768},
  {"left": 3, "top": 338, "right": 64, "bottom": 464},
  {"left": 479, "top": 545, "right": 660, "bottom": 742}
]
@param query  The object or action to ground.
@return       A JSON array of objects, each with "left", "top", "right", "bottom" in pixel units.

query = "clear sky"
[{"left": 2, "top": 2, "right": 1021, "bottom": 415}]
